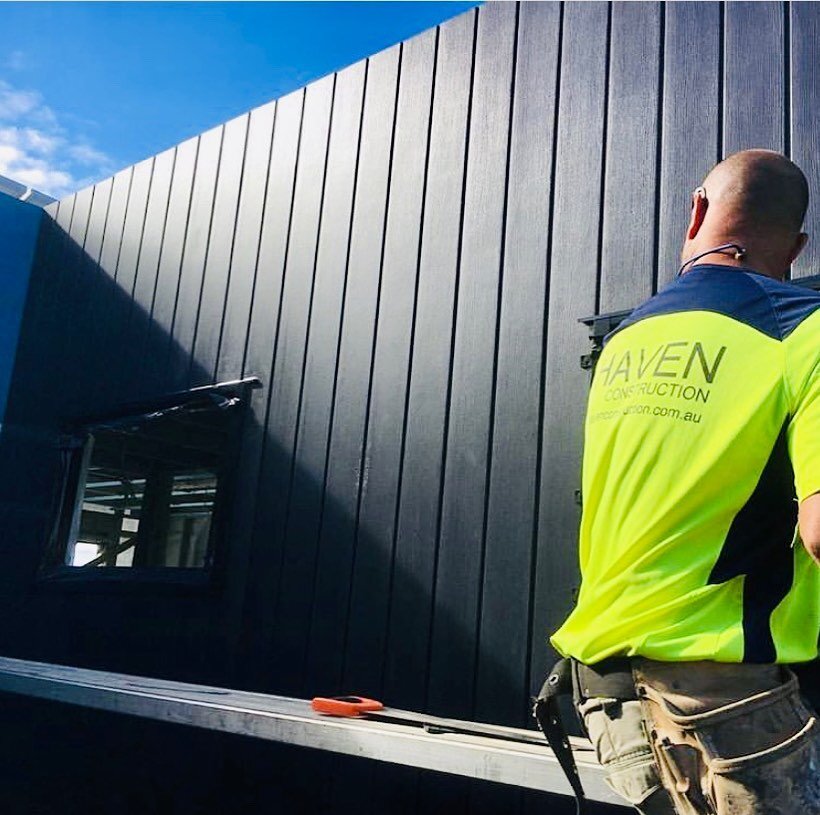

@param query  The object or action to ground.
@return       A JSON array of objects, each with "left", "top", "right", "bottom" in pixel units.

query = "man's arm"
[{"left": 798, "top": 493, "right": 820, "bottom": 566}]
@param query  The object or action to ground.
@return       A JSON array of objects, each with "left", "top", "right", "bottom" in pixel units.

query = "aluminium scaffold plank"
[{"left": 0, "top": 655, "right": 626, "bottom": 807}]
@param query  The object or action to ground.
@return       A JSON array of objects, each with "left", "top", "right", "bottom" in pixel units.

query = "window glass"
[{"left": 57, "top": 391, "right": 238, "bottom": 572}]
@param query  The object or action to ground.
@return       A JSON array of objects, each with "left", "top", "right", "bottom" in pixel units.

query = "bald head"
[
  {"left": 702, "top": 149, "right": 808, "bottom": 234},
  {"left": 681, "top": 149, "right": 810, "bottom": 279}
]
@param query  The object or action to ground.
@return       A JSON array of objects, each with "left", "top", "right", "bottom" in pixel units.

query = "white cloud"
[
  {"left": 68, "top": 143, "right": 111, "bottom": 166},
  {"left": 0, "top": 79, "right": 115, "bottom": 199},
  {"left": 0, "top": 82, "right": 40, "bottom": 119},
  {"left": 0, "top": 139, "right": 72, "bottom": 193},
  {"left": 0, "top": 126, "right": 60, "bottom": 155}
]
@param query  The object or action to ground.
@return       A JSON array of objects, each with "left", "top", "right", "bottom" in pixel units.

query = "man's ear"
[
  {"left": 686, "top": 189, "right": 708, "bottom": 240},
  {"left": 788, "top": 232, "right": 809, "bottom": 265}
]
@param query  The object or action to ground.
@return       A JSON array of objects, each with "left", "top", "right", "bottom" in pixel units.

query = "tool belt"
[
  {"left": 573, "top": 656, "right": 638, "bottom": 704},
  {"left": 532, "top": 656, "right": 638, "bottom": 815}
]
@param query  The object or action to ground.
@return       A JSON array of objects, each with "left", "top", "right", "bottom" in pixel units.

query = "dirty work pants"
[{"left": 576, "top": 659, "right": 820, "bottom": 814}]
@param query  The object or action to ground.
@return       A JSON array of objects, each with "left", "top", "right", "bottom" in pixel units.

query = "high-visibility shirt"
[{"left": 551, "top": 265, "right": 820, "bottom": 665}]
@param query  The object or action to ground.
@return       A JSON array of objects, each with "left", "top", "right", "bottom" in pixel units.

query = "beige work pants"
[{"left": 578, "top": 659, "right": 820, "bottom": 814}]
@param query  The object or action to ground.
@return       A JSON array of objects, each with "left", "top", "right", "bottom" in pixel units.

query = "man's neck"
[{"left": 682, "top": 241, "right": 785, "bottom": 280}]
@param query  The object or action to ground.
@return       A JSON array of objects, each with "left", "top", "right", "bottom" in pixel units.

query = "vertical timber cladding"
[
  {"left": 656, "top": 3, "right": 720, "bottom": 289},
  {"left": 225, "top": 89, "right": 303, "bottom": 684},
  {"left": 599, "top": 2, "right": 660, "bottom": 312},
  {"left": 239, "top": 72, "right": 338, "bottom": 691},
  {"left": 384, "top": 5, "right": 474, "bottom": 720},
  {"left": 530, "top": 0, "right": 610, "bottom": 711},
  {"left": 792, "top": 1, "right": 820, "bottom": 279},
  {"left": 425, "top": 0, "right": 517, "bottom": 730},
  {"left": 247, "top": 69, "right": 337, "bottom": 691},
  {"left": 7, "top": 0, "right": 820, "bottom": 729}
]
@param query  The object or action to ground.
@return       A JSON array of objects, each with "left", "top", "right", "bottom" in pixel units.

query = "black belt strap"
[
  {"left": 574, "top": 657, "right": 638, "bottom": 701},
  {"left": 532, "top": 658, "right": 588, "bottom": 815}
]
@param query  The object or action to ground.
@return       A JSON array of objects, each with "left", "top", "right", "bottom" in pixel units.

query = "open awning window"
[{"left": 42, "top": 378, "right": 260, "bottom": 578}]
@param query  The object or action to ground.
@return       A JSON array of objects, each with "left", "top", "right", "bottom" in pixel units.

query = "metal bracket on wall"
[{"left": 578, "top": 309, "right": 631, "bottom": 372}]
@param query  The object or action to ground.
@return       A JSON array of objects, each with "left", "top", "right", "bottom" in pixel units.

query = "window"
[{"left": 41, "top": 378, "right": 259, "bottom": 582}]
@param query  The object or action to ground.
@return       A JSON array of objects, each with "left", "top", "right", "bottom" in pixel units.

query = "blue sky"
[{"left": 0, "top": 1, "right": 478, "bottom": 198}]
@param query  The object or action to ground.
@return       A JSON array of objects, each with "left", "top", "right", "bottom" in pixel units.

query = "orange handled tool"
[
  {"left": 309, "top": 695, "right": 559, "bottom": 750},
  {"left": 311, "top": 695, "right": 384, "bottom": 717}
]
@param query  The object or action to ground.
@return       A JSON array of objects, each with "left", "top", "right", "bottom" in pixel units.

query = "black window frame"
[{"left": 37, "top": 377, "right": 261, "bottom": 591}]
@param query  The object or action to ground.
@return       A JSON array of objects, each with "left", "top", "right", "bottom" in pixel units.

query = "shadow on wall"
[
  {"left": 0, "top": 209, "right": 554, "bottom": 735},
  {"left": 0, "top": 194, "right": 42, "bottom": 429}
]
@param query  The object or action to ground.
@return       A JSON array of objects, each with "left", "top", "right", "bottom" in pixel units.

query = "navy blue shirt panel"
[{"left": 607, "top": 265, "right": 820, "bottom": 345}]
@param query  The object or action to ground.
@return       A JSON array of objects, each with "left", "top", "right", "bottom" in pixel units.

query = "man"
[{"left": 551, "top": 150, "right": 820, "bottom": 814}]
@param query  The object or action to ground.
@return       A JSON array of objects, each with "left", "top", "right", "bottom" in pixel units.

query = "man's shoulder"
[
  {"left": 612, "top": 267, "right": 820, "bottom": 343},
  {"left": 752, "top": 274, "right": 820, "bottom": 341}
]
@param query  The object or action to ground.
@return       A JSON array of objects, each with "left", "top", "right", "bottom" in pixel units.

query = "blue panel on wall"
[{"left": 0, "top": 193, "right": 41, "bottom": 427}]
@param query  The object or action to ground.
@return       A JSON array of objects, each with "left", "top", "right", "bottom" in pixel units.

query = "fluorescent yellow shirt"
[{"left": 552, "top": 266, "right": 820, "bottom": 664}]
